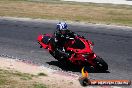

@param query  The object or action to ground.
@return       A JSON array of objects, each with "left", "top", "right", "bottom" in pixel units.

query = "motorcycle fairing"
[
  {"left": 37, "top": 34, "right": 52, "bottom": 49},
  {"left": 66, "top": 37, "right": 96, "bottom": 65}
]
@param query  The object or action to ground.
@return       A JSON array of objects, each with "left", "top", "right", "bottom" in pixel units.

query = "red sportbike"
[{"left": 37, "top": 33, "right": 108, "bottom": 71}]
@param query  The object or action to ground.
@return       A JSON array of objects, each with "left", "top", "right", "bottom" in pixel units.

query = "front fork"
[{"left": 86, "top": 53, "right": 97, "bottom": 67}]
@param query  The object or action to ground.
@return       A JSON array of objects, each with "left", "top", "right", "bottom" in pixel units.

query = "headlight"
[{"left": 90, "top": 44, "right": 93, "bottom": 50}]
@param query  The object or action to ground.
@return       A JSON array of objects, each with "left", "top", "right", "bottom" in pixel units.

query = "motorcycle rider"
[
  {"left": 53, "top": 22, "right": 85, "bottom": 59},
  {"left": 54, "top": 22, "right": 76, "bottom": 59}
]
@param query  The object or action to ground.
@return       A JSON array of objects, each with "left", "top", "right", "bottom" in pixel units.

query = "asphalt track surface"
[{"left": 0, "top": 18, "right": 132, "bottom": 84}]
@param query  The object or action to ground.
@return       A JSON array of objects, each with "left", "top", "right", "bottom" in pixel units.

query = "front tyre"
[{"left": 94, "top": 56, "right": 108, "bottom": 71}]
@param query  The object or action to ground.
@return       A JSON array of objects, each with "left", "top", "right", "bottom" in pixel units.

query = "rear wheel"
[{"left": 94, "top": 56, "right": 108, "bottom": 71}]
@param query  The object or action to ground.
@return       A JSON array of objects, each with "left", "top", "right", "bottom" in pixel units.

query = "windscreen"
[
  {"left": 41, "top": 36, "right": 50, "bottom": 44},
  {"left": 71, "top": 39, "right": 85, "bottom": 49}
]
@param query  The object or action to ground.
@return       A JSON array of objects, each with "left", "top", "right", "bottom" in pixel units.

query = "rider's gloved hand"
[
  {"left": 54, "top": 38, "right": 58, "bottom": 42},
  {"left": 79, "top": 35, "right": 85, "bottom": 38},
  {"left": 76, "top": 34, "right": 85, "bottom": 39}
]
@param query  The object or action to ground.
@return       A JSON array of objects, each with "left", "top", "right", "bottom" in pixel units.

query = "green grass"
[
  {"left": 14, "top": 71, "right": 34, "bottom": 80},
  {"left": 38, "top": 73, "right": 47, "bottom": 76},
  {"left": 0, "top": 78, "right": 7, "bottom": 85},
  {"left": 0, "top": 69, "right": 48, "bottom": 88},
  {"left": 0, "top": 0, "right": 132, "bottom": 26},
  {"left": 33, "top": 83, "right": 47, "bottom": 88}
]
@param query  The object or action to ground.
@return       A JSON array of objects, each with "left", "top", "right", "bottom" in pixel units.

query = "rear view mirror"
[{"left": 92, "top": 41, "right": 94, "bottom": 45}]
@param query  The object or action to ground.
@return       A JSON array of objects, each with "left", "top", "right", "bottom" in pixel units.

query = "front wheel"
[{"left": 94, "top": 56, "right": 108, "bottom": 71}]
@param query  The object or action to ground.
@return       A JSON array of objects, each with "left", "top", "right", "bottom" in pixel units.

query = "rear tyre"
[{"left": 94, "top": 56, "right": 108, "bottom": 71}]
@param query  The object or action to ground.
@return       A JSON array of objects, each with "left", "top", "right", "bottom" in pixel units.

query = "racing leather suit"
[{"left": 54, "top": 30, "right": 76, "bottom": 59}]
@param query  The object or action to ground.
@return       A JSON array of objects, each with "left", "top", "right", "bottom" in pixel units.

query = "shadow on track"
[
  {"left": 47, "top": 61, "right": 81, "bottom": 72},
  {"left": 46, "top": 61, "right": 110, "bottom": 73}
]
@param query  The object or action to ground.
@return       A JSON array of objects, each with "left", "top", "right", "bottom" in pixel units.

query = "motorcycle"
[{"left": 37, "top": 33, "right": 108, "bottom": 71}]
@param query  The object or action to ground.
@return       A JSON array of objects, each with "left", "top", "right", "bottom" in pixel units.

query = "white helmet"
[{"left": 56, "top": 22, "right": 68, "bottom": 30}]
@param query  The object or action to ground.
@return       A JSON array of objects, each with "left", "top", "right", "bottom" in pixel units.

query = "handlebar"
[{"left": 66, "top": 36, "right": 74, "bottom": 40}]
